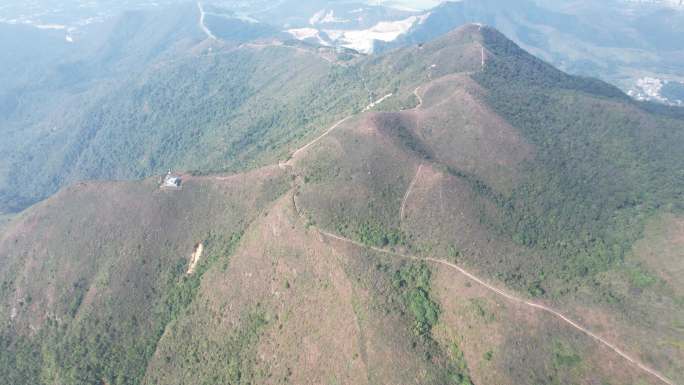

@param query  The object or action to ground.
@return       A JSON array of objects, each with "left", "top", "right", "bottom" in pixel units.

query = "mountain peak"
[{"left": 438, "top": 22, "right": 487, "bottom": 42}]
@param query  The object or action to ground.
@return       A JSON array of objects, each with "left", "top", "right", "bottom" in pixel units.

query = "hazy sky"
[{"left": 371, "top": 0, "right": 444, "bottom": 10}]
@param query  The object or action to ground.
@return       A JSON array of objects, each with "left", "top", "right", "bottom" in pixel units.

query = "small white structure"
[{"left": 163, "top": 171, "right": 182, "bottom": 188}]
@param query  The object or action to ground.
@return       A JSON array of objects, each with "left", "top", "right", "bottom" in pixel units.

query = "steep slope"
[
  {"left": 0, "top": 4, "right": 369, "bottom": 215},
  {"left": 7, "top": 0, "right": 682, "bottom": 215},
  {"left": 1, "top": 24, "right": 682, "bottom": 385},
  {"left": 0, "top": 167, "right": 290, "bottom": 384},
  {"left": 378, "top": 0, "right": 684, "bottom": 101},
  {"left": 293, "top": 25, "right": 684, "bottom": 384},
  {"left": 143, "top": 194, "right": 468, "bottom": 385}
]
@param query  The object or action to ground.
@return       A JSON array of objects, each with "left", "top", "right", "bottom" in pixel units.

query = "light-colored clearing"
[
  {"left": 413, "top": 85, "right": 423, "bottom": 108},
  {"left": 322, "top": 13, "right": 429, "bottom": 53},
  {"left": 364, "top": 93, "right": 393, "bottom": 111},
  {"left": 287, "top": 28, "right": 331, "bottom": 46},
  {"left": 187, "top": 242, "right": 204, "bottom": 275}
]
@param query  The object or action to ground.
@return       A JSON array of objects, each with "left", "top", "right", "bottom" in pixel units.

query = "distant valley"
[{"left": 2, "top": 0, "right": 683, "bottom": 106}]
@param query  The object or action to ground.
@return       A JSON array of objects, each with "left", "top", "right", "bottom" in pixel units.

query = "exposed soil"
[{"left": 186, "top": 242, "right": 204, "bottom": 275}]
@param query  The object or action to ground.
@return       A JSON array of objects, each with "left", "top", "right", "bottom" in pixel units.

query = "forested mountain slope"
[
  {"left": 1, "top": 23, "right": 682, "bottom": 385},
  {"left": 0, "top": 3, "right": 367, "bottom": 215}
]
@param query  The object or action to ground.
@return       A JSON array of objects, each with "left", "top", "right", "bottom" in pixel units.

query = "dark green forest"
[
  {"left": 471, "top": 28, "right": 684, "bottom": 297},
  {"left": 0, "top": 7, "right": 371, "bottom": 215}
]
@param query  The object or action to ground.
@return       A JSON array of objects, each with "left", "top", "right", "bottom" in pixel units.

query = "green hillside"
[
  {"left": 0, "top": 23, "right": 682, "bottom": 385},
  {"left": 287, "top": 25, "right": 684, "bottom": 383},
  {"left": 0, "top": 4, "right": 369, "bottom": 215},
  {"left": 0, "top": 168, "right": 291, "bottom": 384}
]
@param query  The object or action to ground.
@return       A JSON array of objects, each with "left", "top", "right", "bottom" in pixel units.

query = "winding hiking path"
[
  {"left": 480, "top": 46, "right": 486, "bottom": 70},
  {"left": 400, "top": 164, "right": 423, "bottom": 222},
  {"left": 283, "top": 78, "right": 674, "bottom": 385},
  {"left": 197, "top": 1, "right": 217, "bottom": 41},
  {"left": 287, "top": 93, "right": 393, "bottom": 165},
  {"left": 287, "top": 116, "right": 353, "bottom": 165},
  {"left": 310, "top": 218, "right": 675, "bottom": 385},
  {"left": 364, "top": 93, "right": 393, "bottom": 111}
]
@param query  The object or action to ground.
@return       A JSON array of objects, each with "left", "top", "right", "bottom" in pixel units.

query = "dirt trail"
[
  {"left": 312, "top": 225, "right": 674, "bottom": 385},
  {"left": 400, "top": 164, "right": 423, "bottom": 222},
  {"left": 480, "top": 46, "right": 486, "bottom": 70},
  {"left": 197, "top": 2, "right": 217, "bottom": 41},
  {"left": 207, "top": 61, "right": 674, "bottom": 384},
  {"left": 413, "top": 86, "right": 424, "bottom": 108},
  {"left": 475, "top": 24, "right": 486, "bottom": 70},
  {"left": 364, "top": 93, "right": 393, "bottom": 111},
  {"left": 283, "top": 80, "right": 675, "bottom": 383},
  {"left": 287, "top": 116, "right": 353, "bottom": 165},
  {"left": 287, "top": 93, "right": 392, "bottom": 165}
]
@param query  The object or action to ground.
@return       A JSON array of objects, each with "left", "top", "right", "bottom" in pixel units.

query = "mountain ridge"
[{"left": 1, "top": 22, "right": 683, "bottom": 385}]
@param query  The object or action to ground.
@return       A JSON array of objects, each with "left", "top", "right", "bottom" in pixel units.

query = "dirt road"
[
  {"left": 287, "top": 116, "right": 353, "bottom": 165},
  {"left": 313, "top": 225, "right": 674, "bottom": 385}
]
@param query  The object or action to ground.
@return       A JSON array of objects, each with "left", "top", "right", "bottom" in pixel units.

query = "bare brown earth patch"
[{"left": 185, "top": 242, "right": 203, "bottom": 275}]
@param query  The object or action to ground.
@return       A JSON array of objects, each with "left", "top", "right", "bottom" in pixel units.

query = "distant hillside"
[
  {"left": 620, "top": 0, "right": 684, "bottom": 8},
  {"left": 1, "top": 24, "right": 682, "bottom": 385},
  {"left": 375, "top": 0, "right": 684, "bottom": 102},
  {"left": 0, "top": 4, "right": 370, "bottom": 215},
  {"left": 4, "top": 0, "right": 684, "bottom": 215}
]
